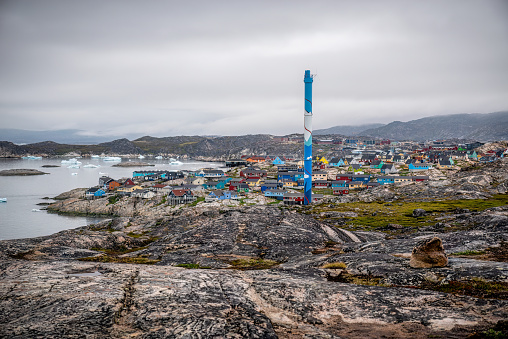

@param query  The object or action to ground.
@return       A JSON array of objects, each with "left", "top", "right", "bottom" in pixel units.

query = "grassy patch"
[
  {"left": 187, "top": 196, "right": 205, "bottom": 207},
  {"left": 228, "top": 258, "right": 279, "bottom": 270},
  {"left": 314, "top": 194, "right": 508, "bottom": 231},
  {"left": 155, "top": 196, "right": 166, "bottom": 206},
  {"left": 451, "top": 250, "right": 486, "bottom": 256},
  {"left": 322, "top": 261, "right": 347, "bottom": 269},
  {"left": 175, "top": 263, "right": 211, "bottom": 269},
  {"left": 421, "top": 278, "right": 508, "bottom": 300},
  {"left": 107, "top": 195, "right": 120, "bottom": 205},
  {"left": 327, "top": 271, "right": 386, "bottom": 286}
]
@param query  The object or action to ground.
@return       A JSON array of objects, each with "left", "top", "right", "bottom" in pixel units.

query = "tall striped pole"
[{"left": 303, "top": 70, "right": 313, "bottom": 205}]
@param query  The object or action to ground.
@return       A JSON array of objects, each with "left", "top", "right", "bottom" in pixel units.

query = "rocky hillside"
[
  {"left": 0, "top": 135, "right": 304, "bottom": 159},
  {"left": 314, "top": 123, "right": 384, "bottom": 136},
  {"left": 360, "top": 111, "right": 508, "bottom": 141}
]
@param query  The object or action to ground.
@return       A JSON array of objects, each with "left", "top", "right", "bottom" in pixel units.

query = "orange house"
[
  {"left": 246, "top": 156, "right": 266, "bottom": 163},
  {"left": 106, "top": 180, "right": 121, "bottom": 191}
]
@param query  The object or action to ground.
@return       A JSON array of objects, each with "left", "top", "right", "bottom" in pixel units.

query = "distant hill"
[
  {"left": 0, "top": 129, "right": 142, "bottom": 145},
  {"left": 314, "top": 124, "right": 385, "bottom": 136},
  {"left": 361, "top": 111, "right": 508, "bottom": 141}
]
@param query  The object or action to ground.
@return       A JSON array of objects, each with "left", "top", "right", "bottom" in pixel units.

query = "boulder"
[
  {"left": 409, "top": 237, "right": 448, "bottom": 268},
  {"left": 412, "top": 208, "right": 426, "bottom": 217}
]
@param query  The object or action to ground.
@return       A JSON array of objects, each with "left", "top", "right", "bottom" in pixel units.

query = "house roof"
[
  {"left": 171, "top": 189, "right": 191, "bottom": 197},
  {"left": 86, "top": 187, "right": 103, "bottom": 193},
  {"left": 265, "top": 189, "right": 286, "bottom": 194}
]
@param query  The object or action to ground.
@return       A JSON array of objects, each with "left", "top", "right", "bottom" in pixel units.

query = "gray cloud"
[{"left": 1, "top": 0, "right": 507, "bottom": 136}]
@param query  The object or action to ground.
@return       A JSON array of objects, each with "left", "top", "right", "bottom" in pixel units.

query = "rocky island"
[
  {"left": 112, "top": 162, "right": 155, "bottom": 167},
  {"left": 0, "top": 168, "right": 48, "bottom": 176},
  {"left": 1, "top": 157, "right": 507, "bottom": 338}
]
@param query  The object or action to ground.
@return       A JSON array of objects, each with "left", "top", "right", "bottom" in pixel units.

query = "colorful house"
[
  {"left": 319, "top": 157, "right": 329, "bottom": 164},
  {"left": 370, "top": 160, "right": 384, "bottom": 169},
  {"left": 328, "top": 158, "right": 345, "bottom": 167},
  {"left": 332, "top": 187, "right": 349, "bottom": 195},
  {"left": 85, "top": 187, "right": 106, "bottom": 198},
  {"left": 312, "top": 180, "right": 329, "bottom": 188},
  {"left": 408, "top": 163, "right": 433, "bottom": 172},
  {"left": 312, "top": 171, "right": 327, "bottom": 181},
  {"left": 203, "top": 181, "right": 227, "bottom": 190},
  {"left": 278, "top": 171, "right": 304, "bottom": 182},
  {"left": 272, "top": 157, "right": 285, "bottom": 165},
  {"left": 380, "top": 163, "right": 398, "bottom": 174},
  {"left": 331, "top": 180, "right": 348, "bottom": 188},
  {"left": 347, "top": 181, "right": 366, "bottom": 190},
  {"left": 377, "top": 176, "right": 395, "bottom": 185},
  {"left": 206, "top": 190, "right": 238, "bottom": 201},
  {"left": 264, "top": 189, "right": 286, "bottom": 200},
  {"left": 348, "top": 164, "right": 363, "bottom": 173}
]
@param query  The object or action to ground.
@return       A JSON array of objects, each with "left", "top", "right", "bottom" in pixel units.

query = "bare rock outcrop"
[{"left": 410, "top": 237, "right": 448, "bottom": 268}]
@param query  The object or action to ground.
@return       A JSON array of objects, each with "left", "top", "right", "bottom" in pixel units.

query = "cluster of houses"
[{"left": 82, "top": 140, "right": 505, "bottom": 206}]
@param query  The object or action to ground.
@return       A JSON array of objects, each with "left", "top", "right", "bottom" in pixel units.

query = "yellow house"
[
  {"left": 117, "top": 185, "right": 143, "bottom": 194},
  {"left": 245, "top": 178, "right": 263, "bottom": 188},
  {"left": 393, "top": 176, "right": 412, "bottom": 183},
  {"left": 282, "top": 180, "right": 297, "bottom": 188},
  {"left": 347, "top": 181, "right": 366, "bottom": 190},
  {"left": 319, "top": 157, "right": 329, "bottom": 164},
  {"left": 312, "top": 171, "right": 327, "bottom": 181}
]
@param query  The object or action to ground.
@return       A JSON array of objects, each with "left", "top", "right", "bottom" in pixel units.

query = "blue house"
[
  {"left": 329, "top": 158, "right": 345, "bottom": 167},
  {"left": 207, "top": 190, "right": 237, "bottom": 201},
  {"left": 85, "top": 187, "right": 106, "bottom": 198},
  {"left": 331, "top": 180, "right": 348, "bottom": 188},
  {"left": 377, "top": 176, "right": 395, "bottom": 185},
  {"left": 408, "top": 163, "right": 433, "bottom": 172},
  {"left": 272, "top": 157, "right": 285, "bottom": 165},
  {"left": 261, "top": 183, "right": 279, "bottom": 192},
  {"left": 203, "top": 181, "right": 226, "bottom": 190},
  {"left": 351, "top": 174, "right": 371, "bottom": 183},
  {"left": 277, "top": 171, "right": 304, "bottom": 182},
  {"left": 264, "top": 189, "right": 286, "bottom": 200}
]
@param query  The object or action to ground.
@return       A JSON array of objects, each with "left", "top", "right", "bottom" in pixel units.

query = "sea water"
[{"left": 0, "top": 158, "right": 223, "bottom": 240}]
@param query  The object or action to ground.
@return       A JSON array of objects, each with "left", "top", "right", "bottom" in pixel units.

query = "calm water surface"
[{"left": 0, "top": 157, "right": 222, "bottom": 240}]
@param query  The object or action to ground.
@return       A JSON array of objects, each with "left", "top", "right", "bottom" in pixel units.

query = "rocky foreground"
[{"left": 1, "top": 201, "right": 507, "bottom": 338}]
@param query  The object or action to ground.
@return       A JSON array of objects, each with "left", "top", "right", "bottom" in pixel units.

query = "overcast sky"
[{"left": 1, "top": 0, "right": 507, "bottom": 137}]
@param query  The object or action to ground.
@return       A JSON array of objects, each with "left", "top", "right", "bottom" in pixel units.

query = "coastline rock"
[{"left": 410, "top": 237, "right": 448, "bottom": 268}]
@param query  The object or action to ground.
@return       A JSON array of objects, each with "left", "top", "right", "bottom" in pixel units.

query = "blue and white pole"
[{"left": 303, "top": 70, "right": 313, "bottom": 205}]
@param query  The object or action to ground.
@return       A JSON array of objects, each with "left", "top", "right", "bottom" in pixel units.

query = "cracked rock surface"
[{"left": 1, "top": 204, "right": 507, "bottom": 338}]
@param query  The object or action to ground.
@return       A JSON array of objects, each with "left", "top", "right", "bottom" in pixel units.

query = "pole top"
[{"left": 304, "top": 70, "right": 314, "bottom": 83}]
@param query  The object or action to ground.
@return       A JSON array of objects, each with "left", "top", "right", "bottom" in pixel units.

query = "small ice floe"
[
  {"left": 31, "top": 209, "right": 42, "bottom": 212},
  {"left": 71, "top": 173, "right": 78, "bottom": 176}
]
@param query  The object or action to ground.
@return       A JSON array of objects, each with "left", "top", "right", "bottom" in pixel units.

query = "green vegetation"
[
  {"left": 155, "top": 196, "right": 166, "bottom": 206},
  {"left": 79, "top": 255, "right": 159, "bottom": 265},
  {"left": 188, "top": 197, "right": 205, "bottom": 207},
  {"left": 421, "top": 278, "right": 508, "bottom": 300},
  {"left": 313, "top": 194, "right": 508, "bottom": 231},
  {"left": 321, "top": 261, "right": 347, "bottom": 269},
  {"left": 175, "top": 263, "right": 211, "bottom": 269},
  {"left": 107, "top": 195, "right": 121, "bottom": 205},
  {"left": 451, "top": 250, "right": 486, "bottom": 256},
  {"left": 329, "top": 272, "right": 386, "bottom": 286},
  {"left": 482, "top": 329, "right": 505, "bottom": 339},
  {"left": 228, "top": 258, "right": 279, "bottom": 270}
]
